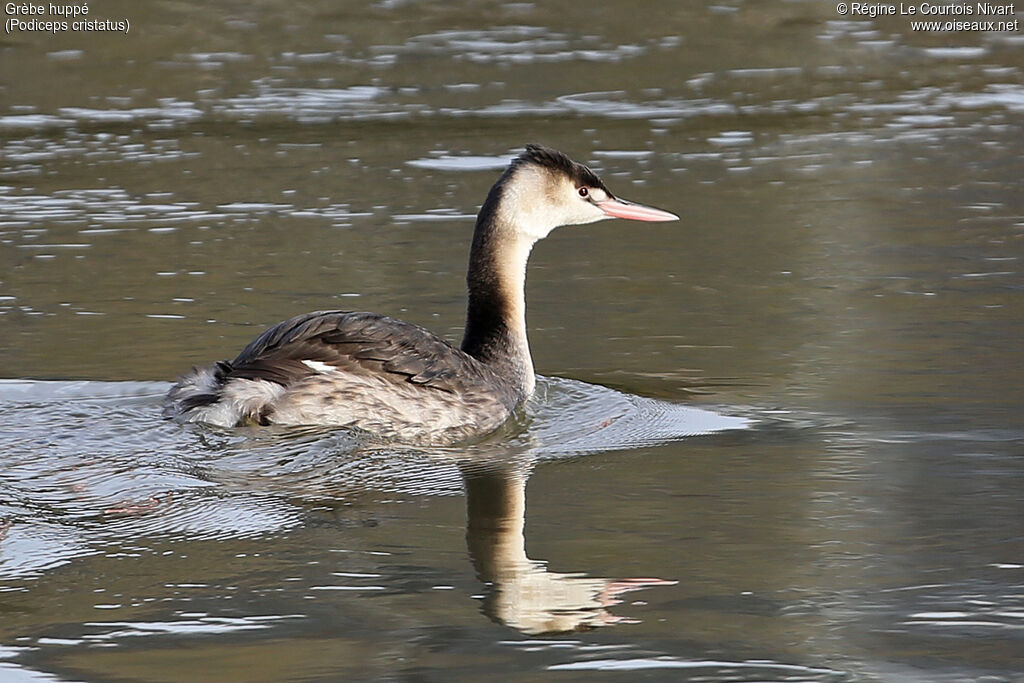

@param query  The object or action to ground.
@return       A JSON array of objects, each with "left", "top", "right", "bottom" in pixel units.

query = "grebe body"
[{"left": 163, "top": 145, "right": 678, "bottom": 442}]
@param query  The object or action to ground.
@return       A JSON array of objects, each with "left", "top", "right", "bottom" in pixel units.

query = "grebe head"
[{"left": 495, "top": 144, "right": 679, "bottom": 242}]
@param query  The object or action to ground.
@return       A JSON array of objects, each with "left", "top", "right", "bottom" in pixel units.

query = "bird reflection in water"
[{"left": 460, "top": 458, "right": 675, "bottom": 634}]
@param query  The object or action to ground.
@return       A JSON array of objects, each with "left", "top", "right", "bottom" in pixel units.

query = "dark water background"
[{"left": 1, "top": 1, "right": 1022, "bottom": 681}]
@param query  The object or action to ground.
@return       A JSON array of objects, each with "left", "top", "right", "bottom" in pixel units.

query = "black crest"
[{"left": 514, "top": 143, "right": 609, "bottom": 193}]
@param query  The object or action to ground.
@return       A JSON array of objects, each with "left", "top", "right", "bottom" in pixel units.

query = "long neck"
[{"left": 460, "top": 186, "right": 537, "bottom": 400}]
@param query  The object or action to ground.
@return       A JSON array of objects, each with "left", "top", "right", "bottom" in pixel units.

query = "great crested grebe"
[{"left": 163, "top": 144, "right": 678, "bottom": 442}]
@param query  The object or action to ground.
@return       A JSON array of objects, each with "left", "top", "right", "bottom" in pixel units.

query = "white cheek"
[
  {"left": 579, "top": 202, "right": 611, "bottom": 224},
  {"left": 555, "top": 201, "right": 606, "bottom": 228}
]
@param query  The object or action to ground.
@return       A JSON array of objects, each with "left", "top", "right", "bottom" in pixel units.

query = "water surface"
[{"left": 1, "top": 1, "right": 1022, "bottom": 681}]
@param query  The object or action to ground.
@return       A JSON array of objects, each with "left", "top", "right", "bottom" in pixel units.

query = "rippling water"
[
  {"left": 2, "top": 0, "right": 1023, "bottom": 680},
  {"left": 0, "top": 376, "right": 745, "bottom": 559}
]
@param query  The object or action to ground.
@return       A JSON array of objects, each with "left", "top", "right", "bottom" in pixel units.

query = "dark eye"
[{"left": 578, "top": 187, "right": 589, "bottom": 198}]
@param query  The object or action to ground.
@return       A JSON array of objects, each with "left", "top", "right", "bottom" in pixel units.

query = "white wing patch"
[{"left": 301, "top": 359, "right": 337, "bottom": 374}]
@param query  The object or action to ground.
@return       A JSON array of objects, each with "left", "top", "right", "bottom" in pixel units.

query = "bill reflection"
[{"left": 461, "top": 460, "right": 674, "bottom": 634}]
